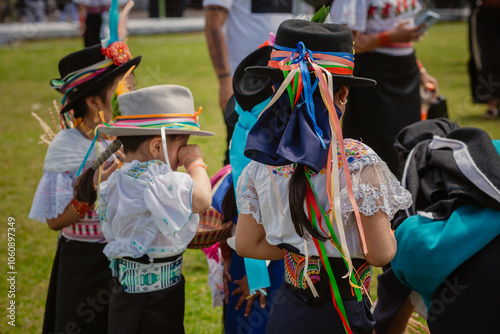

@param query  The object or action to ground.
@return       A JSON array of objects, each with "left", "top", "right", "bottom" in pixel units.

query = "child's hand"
[{"left": 178, "top": 144, "right": 204, "bottom": 168}]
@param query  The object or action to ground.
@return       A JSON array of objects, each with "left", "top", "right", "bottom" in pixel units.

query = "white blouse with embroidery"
[
  {"left": 98, "top": 160, "right": 198, "bottom": 259},
  {"left": 236, "top": 139, "right": 412, "bottom": 258},
  {"left": 330, "top": 0, "right": 422, "bottom": 56},
  {"left": 29, "top": 128, "right": 110, "bottom": 224}
]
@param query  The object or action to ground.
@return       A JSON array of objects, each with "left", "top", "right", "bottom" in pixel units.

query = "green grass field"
[{"left": 0, "top": 21, "right": 499, "bottom": 333}]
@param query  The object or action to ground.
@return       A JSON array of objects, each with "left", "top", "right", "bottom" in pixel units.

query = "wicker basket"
[{"left": 188, "top": 207, "right": 232, "bottom": 249}]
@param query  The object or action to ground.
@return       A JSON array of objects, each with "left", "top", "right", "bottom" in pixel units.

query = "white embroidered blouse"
[
  {"left": 330, "top": 0, "right": 422, "bottom": 56},
  {"left": 29, "top": 128, "right": 111, "bottom": 242},
  {"left": 236, "top": 139, "right": 412, "bottom": 258},
  {"left": 98, "top": 160, "right": 198, "bottom": 259}
]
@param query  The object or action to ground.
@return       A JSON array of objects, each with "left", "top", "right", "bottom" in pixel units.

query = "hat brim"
[
  {"left": 59, "top": 56, "right": 142, "bottom": 114},
  {"left": 98, "top": 125, "right": 214, "bottom": 137},
  {"left": 245, "top": 66, "right": 377, "bottom": 87}
]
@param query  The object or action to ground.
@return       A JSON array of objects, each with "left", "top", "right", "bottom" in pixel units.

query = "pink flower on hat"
[{"left": 102, "top": 41, "right": 132, "bottom": 66}]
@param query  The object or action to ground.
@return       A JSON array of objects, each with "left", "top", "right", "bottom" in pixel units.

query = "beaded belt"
[
  {"left": 111, "top": 255, "right": 183, "bottom": 293},
  {"left": 284, "top": 250, "right": 372, "bottom": 299}
]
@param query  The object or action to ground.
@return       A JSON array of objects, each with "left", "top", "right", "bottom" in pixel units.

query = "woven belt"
[
  {"left": 62, "top": 221, "right": 104, "bottom": 242},
  {"left": 284, "top": 250, "right": 372, "bottom": 300},
  {"left": 111, "top": 255, "right": 183, "bottom": 293}
]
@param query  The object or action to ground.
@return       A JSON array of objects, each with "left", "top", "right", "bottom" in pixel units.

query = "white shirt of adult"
[{"left": 203, "top": 0, "right": 310, "bottom": 75}]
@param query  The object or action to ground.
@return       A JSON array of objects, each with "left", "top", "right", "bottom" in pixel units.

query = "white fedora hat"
[{"left": 98, "top": 85, "right": 214, "bottom": 137}]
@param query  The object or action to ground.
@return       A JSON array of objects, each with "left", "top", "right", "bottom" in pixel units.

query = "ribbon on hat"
[
  {"left": 101, "top": 108, "right": 203, "bottom": 132},
  {"left": 51, "top": 59, "right": 115, "bottom": 106},
  {"left": 230, "top": 97, "right": 272, "bottom": 192}
]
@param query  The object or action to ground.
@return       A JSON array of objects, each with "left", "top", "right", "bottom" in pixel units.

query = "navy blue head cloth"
[{"left": 244, "top": 81, "right": 334, "bottom": 173}]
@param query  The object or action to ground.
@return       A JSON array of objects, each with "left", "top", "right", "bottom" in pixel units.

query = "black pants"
[
  {"left": 84, "top": 12, "right": 102, "bottom": 47},
  {"left": 108, "top": 276, "right": 186, "bottom": 334}
]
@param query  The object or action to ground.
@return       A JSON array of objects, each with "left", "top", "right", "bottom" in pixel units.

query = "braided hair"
[{"left": 74, "top": 139, "right": 123, "bottom": 205}]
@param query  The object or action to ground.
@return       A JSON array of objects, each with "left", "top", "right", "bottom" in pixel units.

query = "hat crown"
[
  {"left": 117, "top": 85, "right": 195, "bottom": 117},
  {"left": 273, "top": 19, "right": 354, "bottom": 54},
  {"left": 233, "top": 46, "right": 274, "bottom": 111},
  {"left": 58, "top": 45, "right": 105, "bottom": 78}
]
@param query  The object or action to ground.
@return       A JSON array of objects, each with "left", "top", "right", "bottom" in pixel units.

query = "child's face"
[{"left": 165, "top": 135, "right": 190, "bottom": 171}]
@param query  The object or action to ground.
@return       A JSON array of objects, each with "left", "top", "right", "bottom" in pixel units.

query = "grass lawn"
[{"left": 0, "top": 21, "right": 498, "bottom": 333}]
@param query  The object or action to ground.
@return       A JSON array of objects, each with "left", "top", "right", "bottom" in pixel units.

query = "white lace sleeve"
[
  {"left": 341, "top": 154, "right": 412, "bottom": 220},
  {"left": 235, "top": 162, "right": 261, "bottom": 223},
  {"left": 29, "top": 171, "right": 76, "bottom": 223}
]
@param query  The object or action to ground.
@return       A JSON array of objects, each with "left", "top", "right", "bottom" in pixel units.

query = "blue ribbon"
[
  {"left": 230, "top": 97, "right": 272, "bottom": 191},
  {"left": 274, "top": 42, "right": 327, "bottom": 149},
  {"left": 76, "top": 132, "right": 99, "bottom": 177}
]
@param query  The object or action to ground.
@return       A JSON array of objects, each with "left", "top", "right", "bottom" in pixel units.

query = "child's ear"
[{"left": 149, "top": 137, "right": 163, "bottom": 159}]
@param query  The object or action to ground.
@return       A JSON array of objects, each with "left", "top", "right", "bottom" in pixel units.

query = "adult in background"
[
  {"left": 468, "top": 0, "right": 500, "bottom": 119},
  {"left": 24, "top": 0, "right": 47, "bottom": 22},
  {"left": 203, "top": 0, "right": 311, "bottom": 165},
  {"left": 149, "top": 0, "right": 185, "bottom": 17},
  {"left": 330, "top": 2, "right": 439, "bottom": 333},
  {"left": 75, "top": 0, "right": 110, "bottom": 47},
  {"left": 330, "top": 0, "right": 439, "bottom": 176}
]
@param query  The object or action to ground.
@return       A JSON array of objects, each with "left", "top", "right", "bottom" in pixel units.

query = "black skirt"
[
  {"left": 468, "top": 5, "right": 500, "bottom": 103},
  {"left": 342, "top": 51, "right": 421, "bottom": 176},
  {"left": 266, "top": 284, "right": 374, "bottom": 333},
  {"left": 108, "top": 276, "right": 185, "bottom": 334},
  {"left": 43, "top": 236, "right": 112, "bottom": 334}
]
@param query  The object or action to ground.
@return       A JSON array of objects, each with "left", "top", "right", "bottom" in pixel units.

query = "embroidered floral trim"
[
  {"left": 269, "top": 139, "right": 372, "bottom": 175},
  {"left": 126, "top": 160, "right": 164, "bottom": 179},
  {"left": 367, "top": 0, "right": 418, "bottom": 19}
]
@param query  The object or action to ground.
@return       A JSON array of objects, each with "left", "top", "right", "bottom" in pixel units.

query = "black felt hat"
[
  {"left": 51, "top": 44, "right": 141, "bottom": 114},
  {"left": 232, "top": 46, "right": 274, "bottom": 112},
  {"left": 245, "top": 19, "right": 376, "bottom": 87}
]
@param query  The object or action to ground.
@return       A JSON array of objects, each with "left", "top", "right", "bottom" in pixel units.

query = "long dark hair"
[
  {"left": 221, "top": 181, "right": 237, "bottom": 225},
  {"left": 73, "top": 135, "right": 155, "bottom": 205},
  {"left": 288, "top": 163, "right": 329, "bottom": 241}
]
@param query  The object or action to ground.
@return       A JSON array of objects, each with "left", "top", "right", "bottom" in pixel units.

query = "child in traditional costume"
[
  {"left": 28, "top": 39, "right": 140, "bottom": 333},
  {"left": 74, "top": 84, "right": 213, "bottom": 333},
  {"left": 234, "top": 19, "right": 412, "bottom": 333}
]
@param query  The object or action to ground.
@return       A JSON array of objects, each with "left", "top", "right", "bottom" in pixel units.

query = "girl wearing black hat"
[
  {"left": 29, "top": 42, "right": 140, "bottom": 333},
  {"left": 234, "top": 20, "right": 412, "bottom": 333}
]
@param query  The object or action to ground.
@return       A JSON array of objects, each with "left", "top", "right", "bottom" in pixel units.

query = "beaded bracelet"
[
  {"left": 71, "top": 199, "right": 90, "bottom": 217},
  {"left": 186, "top": 162, "right": 208, "bottom": 174},
  {"left": 377, "top": 31, "right": 391, "bottom": 47}
]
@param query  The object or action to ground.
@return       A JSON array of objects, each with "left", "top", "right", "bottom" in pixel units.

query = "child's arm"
[
  {"left": 359, "top": 211, "right": 397, "bottom": 267},
  {"left": 235, "top": 214, "right": 284, "bottom": 261},
  {"left": 178, "top": 145, "right": 212, "bottom": 214},
  {"left": 46, "top": 203, "right": 81, "bottom": 230}
]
